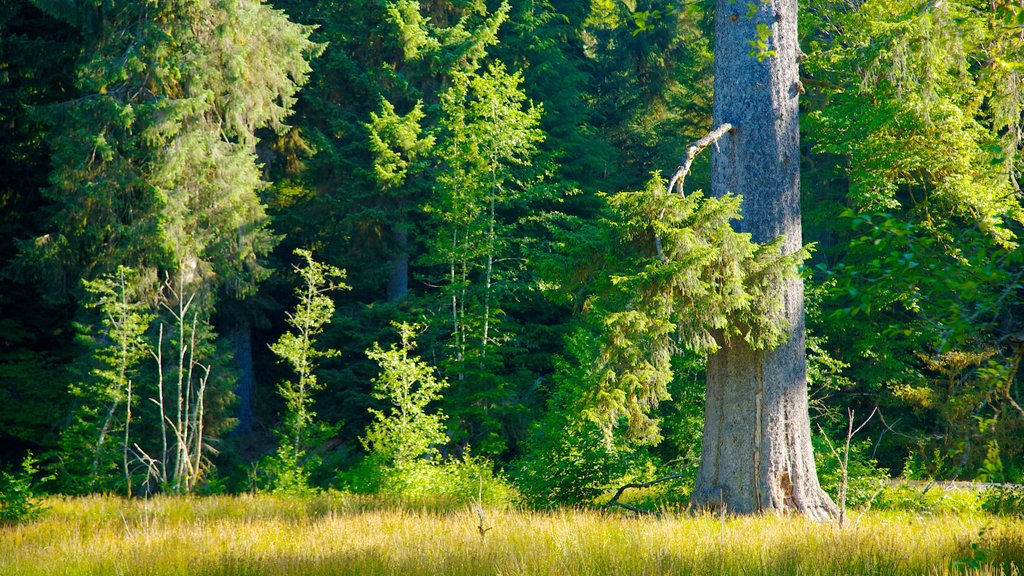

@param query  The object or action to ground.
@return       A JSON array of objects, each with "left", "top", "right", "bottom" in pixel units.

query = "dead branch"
[
  {"left": 668, "top": 123, "right": 733, "bottom": 198},
  {"left": 604, "top": 473, "right": 687, "bottom": 515},
  {"left": 656, "top": 123, "right": 734, "bottom": 262}
]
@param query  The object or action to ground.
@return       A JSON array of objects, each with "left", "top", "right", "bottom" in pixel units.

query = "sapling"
[
  {"left": 361, "top": 322, "right": 449, "bottom": 468},
  {"left": 268, "top": 248, "right": 348, "bottom": 491},
  {"left": 59, "top": 266, "right": 152, "bottom": 495}
]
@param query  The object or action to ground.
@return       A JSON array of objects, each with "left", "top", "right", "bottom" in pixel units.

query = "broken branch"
[
  {"left": 604, "top": 473, "right": 687, "bottom": 514},
  {"left": 656, "top": 123, "right": 734, "bottom": 262}
]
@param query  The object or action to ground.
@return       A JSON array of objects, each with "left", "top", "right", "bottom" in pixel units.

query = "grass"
[{"left": 2, "top": 493, "right": 1023, "bottom": 575}]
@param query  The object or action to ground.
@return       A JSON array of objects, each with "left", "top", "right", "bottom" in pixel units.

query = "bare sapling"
[{"left": 818, "top": 406, "right": 877, "bottom": 528}]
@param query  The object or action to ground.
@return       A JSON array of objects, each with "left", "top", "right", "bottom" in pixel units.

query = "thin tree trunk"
[
  {"left": 119, "top": 268, "right": 132, "bottom": 497},
  {"left": 387, "top": 223, "right": 410, "bottom": 302},
  {"left": 124, "top": 377, "right": 132, "bottom": 497},
  {"left": 482, "top": 192, "right": 495, "bottom": 362},
  {"left": 91, "top": 399, "right": 119, "bottom": 489},
  {"left": 229, "top": 316, "right": 255, "bottom": 436},
  {"left": 155, "top": 323, "right": 168, "bottom": 483},
  {"left": 691, "top": 0, "right": 836, "bottom": 520}
]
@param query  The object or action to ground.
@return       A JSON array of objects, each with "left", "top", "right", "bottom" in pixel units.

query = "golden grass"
[{"left": 1, "top": 494, "right": 1022, "bottom": 575}]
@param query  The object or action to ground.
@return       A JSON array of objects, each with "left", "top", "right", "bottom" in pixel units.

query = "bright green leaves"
[
  {"left": 367, "top": 99, "right": 434, "bottom": 193},
  {"left": 749, "top": 23, "right": 776, "bottom": 61},
  {"left": 802, "top": 0, "right": 1024, "bottom": 477},
  {"left": 59, "top": 266, "right": 153, "bottom": 494},
  {"left": 362, "top": 322, "right": 449, "bottom": 467},
  {"left": 804, "top": 0, "right": 1024, "bottom": 248},
  {"left": 552, "top": 174, "right": 806, "bottom": 443},
  {"left": 424, "top": 61, "right": 547, "bottom": 455},
  {"left": 270, "top": 248, "right": 349, "bottom": 458}
]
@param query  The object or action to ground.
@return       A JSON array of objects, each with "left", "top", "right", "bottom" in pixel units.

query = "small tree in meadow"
[
  {"left": 362, "top": 322, "right": 449, "bottom": 468},
  {"left": 59, "top": 266, "right": 152, "bottom": 495},
  {"left": 267, "top": 248, "right": 348, "bottom": 492}
]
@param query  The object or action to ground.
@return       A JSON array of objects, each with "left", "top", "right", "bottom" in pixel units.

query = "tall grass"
[{"left": 1, "top": 494, "right": 1021, "bottom": 575}]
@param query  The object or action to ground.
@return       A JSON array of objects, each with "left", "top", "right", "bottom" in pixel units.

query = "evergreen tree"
[
  {"left": 0, "top": 1, "right": 80, "bottom": 460},
  {"left": 18, "top": 0, "right": 320, "bottom": 487},
  {"left": 26, "top": 0, "right": 320, "bottom": 306}
]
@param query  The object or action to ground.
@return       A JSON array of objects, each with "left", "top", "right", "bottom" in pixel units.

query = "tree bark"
[
  {"left": 691, "top": 0, "right": 836, "bottom": 520},
  {"left": 228, "top": 317, "right": 255, "bottom": 436},
  {"left": 386, "top": 223, "right": 409, "bottom": 302}
]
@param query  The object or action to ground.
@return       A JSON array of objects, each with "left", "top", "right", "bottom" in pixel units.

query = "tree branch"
[
  {"left": 668, "top": 123, "right": 733, "bottom": 198},
  {"left": 656, "top": 123, "right": 734, "bottom": 262},
  {"left": 604, "top": 473, "right": 687, "bottom": 514}
]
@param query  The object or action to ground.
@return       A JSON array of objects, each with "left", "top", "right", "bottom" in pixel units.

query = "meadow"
[{"left": 2, "top": 493, "right": 1023, "bottom": 575}]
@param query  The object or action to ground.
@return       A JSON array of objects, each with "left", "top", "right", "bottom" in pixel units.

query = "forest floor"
[{"left": 1, "top": 493, "right": 1022, "bottom": 575}]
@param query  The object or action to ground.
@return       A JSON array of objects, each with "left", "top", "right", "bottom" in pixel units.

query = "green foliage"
[
  {"left": 0, "top": 453, "right": 50, "bottom": 525},
  {"left": 343, "top": 322, "right": 514, "bottom": 506},
  {"left": 515, "top": 328, "right": 658, "bottom": 507},
  {"left": 803, "top": 0, "right": 1024, "bottom": 480},
  {"left": 361, "top": 322, "right": 448, "bottom": 467},
  {"left": 267, "top": 248, "right": 348, "bottom": 490},
  {"left": 981, "top": 486, "right": 1024, "bottom": 517},
  {"left": 544, "top": 174, "right": 806, "bottom": 443},
  {"left": 423, "top": 60, "right": 550, "bottom": 456},
  {"left": 340, "top": 454, "right": 516, "bottom": 507},
  {"left": 7, "top": 0, "right": 1024, "bottom": 499},
  {"left": 258, "top": 438, "right": 315, "bottom": 497},
  {"left": 57, "top": 267, "right": 152, "bottom": 494},
  {"left": 26, "top": 0, "right": 320, "bottom": 304},
  {"left": 813, "top": 435, "right": 890, "bottom": 508},
  {"left": 805, "top": 0, "right": 1024, "bottom": 245},
  {"left": 271, "top": 249, "right": 348, "bottom": 451}
]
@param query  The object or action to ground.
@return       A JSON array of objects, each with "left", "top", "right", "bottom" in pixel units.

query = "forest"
[{"left": 2, "top": 0, "right": 1024, "bottom": 558}]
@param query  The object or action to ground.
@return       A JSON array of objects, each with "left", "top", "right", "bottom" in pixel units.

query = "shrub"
[
  {"left": 514, "top": 416, "right": 657, "bottom": 508},
  {"left": 0, "top": 453, "right": 49, "bottom": 525},
  {"left": 873, "top": 483, "right": 983, "bottom": 514},
  {"left": 813, "top": 435, "right": 890, "bottom": 508},
  {"left": 339, "top": 453, "right": 516, "bottom": 507},
  {"left": 981, "top": 485, "right": 1024, "bottom": 517}
]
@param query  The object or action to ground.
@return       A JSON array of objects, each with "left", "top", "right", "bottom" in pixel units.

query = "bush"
[
  {"left": 0, "top": 453, "right": 49, "bottom": 525},
  {"left": 873, "top": 483, "right": 983, "bottom": 514},
  {"left": 338, "top": 453, "right": 516, "bottom": 507},
  {"left": 257, "top": 439, "right": 317, "bottom": 496},
  {"left": 514, "top": 416, "right": 657, "bottom": 508},
  {"left": 981, "top": 485, "right": 1024, "bottom": 517},
  {"left": 813, "top": 435, "right": 890, "bottom": 508}
]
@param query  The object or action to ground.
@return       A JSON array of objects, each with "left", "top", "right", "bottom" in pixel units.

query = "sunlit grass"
[{"left": 2, "top": 493, "right": 1022, "bottom": 575}]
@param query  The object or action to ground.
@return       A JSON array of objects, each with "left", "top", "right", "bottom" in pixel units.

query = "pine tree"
[{"left": 25, "top": 0, "right": 320, "bottom": 488}]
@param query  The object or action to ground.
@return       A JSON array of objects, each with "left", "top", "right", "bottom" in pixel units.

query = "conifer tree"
[
  {"left": 27, "top": 0, "right": 319, "bottom": 305},
  {"left": 24, "top": 0, "right": 320, "bottom": 481}
]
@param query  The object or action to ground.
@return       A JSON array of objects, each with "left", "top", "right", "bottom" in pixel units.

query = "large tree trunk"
[{"left": 691, "top": 0, "right": 836, "bottom": 520}]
